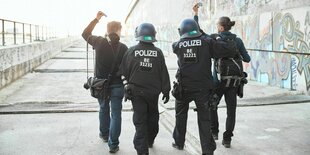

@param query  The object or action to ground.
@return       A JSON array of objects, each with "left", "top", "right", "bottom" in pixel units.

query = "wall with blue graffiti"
[{"left": 125, "top": 0, "right": 310, "bottom": 94}]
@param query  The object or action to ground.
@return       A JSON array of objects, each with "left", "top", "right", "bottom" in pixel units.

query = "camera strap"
[
  {"left": 86, "top": 36, "right": 93, "bottom": 80},
  {"left": 85, "top": 35, "right": 122, "bottom": 81}
]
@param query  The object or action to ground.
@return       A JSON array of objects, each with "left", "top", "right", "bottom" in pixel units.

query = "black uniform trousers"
[
  {"left": 210, "top": 81, "right": 238, "bottom": 141},
  {"left": 131, "top": 93, "right": 160, "bottom": 154},
  {"left": 173, "top": 89, "right": 216, "bottom": 154}
]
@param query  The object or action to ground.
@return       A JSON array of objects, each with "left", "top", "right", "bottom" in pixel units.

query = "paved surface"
[
  {"left": 0, "top": 112, "right": 190, "bottom": 155},
  {"left": 162, "top": 102, "right": 310, "bottom": 155},
  {"left": 1, "top": 40, "right": 310, "bottom": 155}
]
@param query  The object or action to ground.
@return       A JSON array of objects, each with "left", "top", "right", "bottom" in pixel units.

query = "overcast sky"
[{"left": 0, "top": 0, "right": 132, "bottom": 36}]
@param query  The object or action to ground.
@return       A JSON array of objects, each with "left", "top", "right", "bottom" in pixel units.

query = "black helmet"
[
  {"left": 178, "top": 19, "right": 202, "bottom": 39},
  {"left": 135, "top": 23, "right": 157, "bottom": 43}
]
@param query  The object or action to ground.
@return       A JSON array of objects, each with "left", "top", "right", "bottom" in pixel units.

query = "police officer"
[
  {"left": 171, "top": 18, "right": 216, "bottom": 155},
  {"left": 119, "top": 23, "right": 171, "bottom": 155}
]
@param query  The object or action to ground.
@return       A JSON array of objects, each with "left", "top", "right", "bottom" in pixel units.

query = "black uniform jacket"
[
  {"left": 173, "top": 36, "right": 214, "bottom": 91},
  {"left": 119, "top": 42, "right": 171, "bottom": 96}
]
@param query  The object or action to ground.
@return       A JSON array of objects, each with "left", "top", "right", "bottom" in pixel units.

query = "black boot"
[
  {"left": 223, "top": 131, "right": 233, "bottom": 148},
  {"left": 172, "top": 143, "right": 184, "bottom": 150},
  {"left": 222, "top": 139, "right": 231, "bottom": 148}
]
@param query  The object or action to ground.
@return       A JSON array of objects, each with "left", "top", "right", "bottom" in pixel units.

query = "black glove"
[
  {"left": 162, "top": 93, "right": 170, "bottom": 104},
  {"left": 124, "top": 84, "right": 133, "bottom": 102}
]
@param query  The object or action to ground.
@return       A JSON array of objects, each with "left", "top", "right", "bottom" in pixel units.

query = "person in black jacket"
[
  {"left": 82, "top": 11, "right": 128, "bottom": 153},
  {"left": 171, "top": 18, "right": 216, "bottom": 155},
  {"left": 212, "top": 16, "right": 251, "bottom": 148},
  {"left": 193, "top": 5, "right": 251, "bottom": 148},
  {"left": 119, "top": 23, "right": 171, "bottom": 155}
]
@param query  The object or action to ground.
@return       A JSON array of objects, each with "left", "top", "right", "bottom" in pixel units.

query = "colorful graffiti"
[
  {"left": 279, "top": 11, "right": 310, "bottom": 90},
  {"left": 291, "top": 57, "right": 298, "bottom": 90},
  {"left": 243, "top": 9, "right": 310, "bottom": 92},
  {"left": 125, "top": 0, "right": 310, "bottom": 94}
]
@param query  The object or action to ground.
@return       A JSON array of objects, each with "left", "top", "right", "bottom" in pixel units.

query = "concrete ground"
[
  {"left": 0, "top": 112, "right": 190, "bottom": 155},
  {"left": 162, "top": 102, "right": 310, "bottom": 155},
  {"left": 1, "top": 40, "right": 310, "bottom": 155}
]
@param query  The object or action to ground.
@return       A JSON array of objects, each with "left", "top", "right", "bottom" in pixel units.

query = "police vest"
[
  {"left": 132, "top": 49, "right": 159, "bottom": 73},
  {"left": 174, "top": 37, "right": 210, "bottom": 65},
  {"left": 173, "top": 37, "right": 214, "bottom": 90}
]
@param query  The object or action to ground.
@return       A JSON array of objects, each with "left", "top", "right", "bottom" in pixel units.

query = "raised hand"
[{"left": 96, "top": 11, "right": 107, "bottom": 21}]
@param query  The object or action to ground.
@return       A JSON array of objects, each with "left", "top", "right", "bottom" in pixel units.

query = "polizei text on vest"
[
  {"left": 179, "top": 40, "right": 202, "bottom": 48},
  {"left": 135, "top": 50, "right": 158, "bottom": 57}
]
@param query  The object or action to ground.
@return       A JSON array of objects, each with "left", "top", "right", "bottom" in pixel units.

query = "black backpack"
[
  {"left": 212, "top": 34, "right": 245, "bottom": 87},
  {"left": 212, "top": 34, "right": 243, "bottom": 77}
]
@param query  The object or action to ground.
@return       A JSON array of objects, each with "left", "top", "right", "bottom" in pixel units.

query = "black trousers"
[
  {"left": 131, "top": 94, "right": 159, "bottom": 154},
  {"left": 173, "top": 90, "right": 216, "bottom": 154},
  {"left": 211, "top": 82, "right": 238, "bottom": 141}
]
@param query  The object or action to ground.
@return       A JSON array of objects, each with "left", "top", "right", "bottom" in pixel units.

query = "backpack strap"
[
  {"left": 106, "top": 40, "right": 122, "bottom": 77},
  {"left": 110, "top": 44, "right": 122, "bottom": 75},
  {"left": 231, "top": 58, "right": 242, "bottom": 75}
]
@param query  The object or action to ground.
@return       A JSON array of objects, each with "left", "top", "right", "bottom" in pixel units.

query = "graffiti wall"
[{"left": 125, "top": 0, "right": 310, "bottom": 94}]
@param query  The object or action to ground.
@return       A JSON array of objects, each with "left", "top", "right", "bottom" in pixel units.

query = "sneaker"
[
  {"left": 172, "top": 143, "right": 184, "bottom": 150},
  {"left": 212, "top": 133, "right": 218, "bottom": 140},
  {"left": 222, "top": 140, "right": 231, "bottom": 148},
  {"left": 99, "top": 133, "right": 108, "bottom": 142},
  {"left": 109, "top": 146, "right": 119, "bottom": 153}
]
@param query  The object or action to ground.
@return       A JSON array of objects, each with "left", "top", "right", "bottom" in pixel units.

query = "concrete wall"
[
  {"left": 0, "top": 37, "right": 77, "bottom": 89},
  {"left": 125, "top": 0, "right": 310, "bottom": 95}
]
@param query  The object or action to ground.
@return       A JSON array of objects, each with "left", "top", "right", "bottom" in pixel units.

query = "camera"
[
  {"left": 238, "top": 72, "right": 248, "bottom": 98},
  {"left": 241, "top": 72, "right": 248, "bottom": 84},
  {"left": 196, "top": 2, "right": 203, "bottom": 8},
  {"left": 83, "top": 82, "right": 90, "bottom": 89},
  {"left": 83, "top": 77, "right": 93, "bottom": 90}
]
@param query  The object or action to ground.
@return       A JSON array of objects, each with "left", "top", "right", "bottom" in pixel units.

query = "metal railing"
[
  {"left": 0, "top": 18, "right": 57, "bottom": 46},
  {"left": 247, "top": 48, "right": 310, "bottom": 56}
]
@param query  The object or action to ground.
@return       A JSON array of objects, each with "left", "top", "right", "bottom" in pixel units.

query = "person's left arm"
[
  {"left": 159, "top": 51, "right": 171, "bottom": 103},
  {"left": 237, "top": 38, "right": 251, "bottom": 62}
]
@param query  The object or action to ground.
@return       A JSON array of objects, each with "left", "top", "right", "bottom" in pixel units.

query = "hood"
[{"left": 107, "top": 33, "right": 120, "bottom": 45}]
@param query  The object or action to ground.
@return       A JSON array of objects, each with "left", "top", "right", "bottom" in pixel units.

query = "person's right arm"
[
  {"left": 192, "top": 4, "right": 206, "bottom": 35},
  {"left": 82, "top": 11, "right": 106, "bottom": 47},
  {"left": 193, "top": 4, "right": 199, "bottom": 22}
]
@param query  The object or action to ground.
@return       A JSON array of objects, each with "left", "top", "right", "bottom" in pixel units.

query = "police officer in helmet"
[
  {"left": 171, "top": 18, "right": 216, "bottom": 155},
  {"left": 119, "top": 23, "right": 171, "bottom": 155}
]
